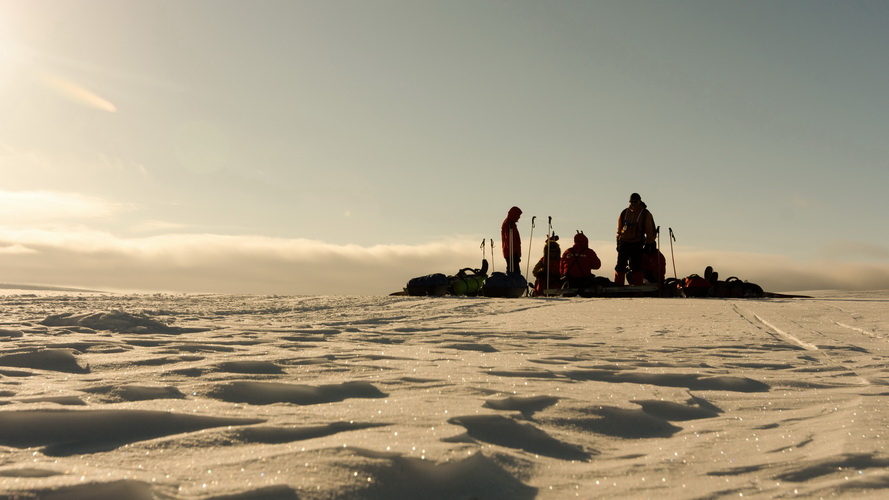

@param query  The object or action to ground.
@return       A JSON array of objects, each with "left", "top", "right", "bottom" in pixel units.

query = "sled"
[{"left": 544, "top": 284, "right": 661, "bottom": 298}]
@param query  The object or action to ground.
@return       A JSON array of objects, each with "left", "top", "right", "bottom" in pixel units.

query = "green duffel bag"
[{"left": 449, "top": 268, "right": 486, "bottom": 296}]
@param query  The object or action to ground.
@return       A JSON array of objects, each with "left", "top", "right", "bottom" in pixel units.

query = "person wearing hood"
[
  {"left": 615, "top": 192, "right": 657, "bottom": 286},
  {"left": 501, "top": 206, "right": 523, "bottom": 274},
  {"left": 560, "top": 231, "right": 601, "bottom": 288},
  {"left": 531, "top": 235, "right": 561, "bottom": 296}
]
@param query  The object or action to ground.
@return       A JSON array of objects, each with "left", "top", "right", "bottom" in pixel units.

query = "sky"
[{"left": 1, "top": 0, "right": 888, "bottom": 295}]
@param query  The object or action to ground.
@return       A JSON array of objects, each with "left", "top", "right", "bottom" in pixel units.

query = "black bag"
[
  {"left": 659, "top": 277, "right": 684, "bottom": 297},
  {"left": 716, "top": 277, "right": 764, "bottom": 298},
  {"left": 405, "top": 273, "right": 449, "bottom": 296},
  {"left": 706, "top": 267, "right": 765, "bottom": 298},
  {"left": 483, "top": 272, "right": 527, "bottom": 298}
]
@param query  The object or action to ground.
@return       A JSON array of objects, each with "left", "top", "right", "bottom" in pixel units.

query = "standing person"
[
  {"left": 615, "top": 192, "right": 657, "bottom": 286},
  {"left": 531, "top": 235, "right": 561, "bottom": 296},
  {"left": 560, "top": 231, "right": 601, "bottom": 288},
  {"left": 501, "top": 206, "right": 522, "bottom": 274}
]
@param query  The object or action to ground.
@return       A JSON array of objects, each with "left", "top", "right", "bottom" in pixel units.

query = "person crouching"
[
  {"left": 532, "top": 236, "right": 562, "bottom": 296},
  {"left": 560, "top": 231, "right": 602, "bottom": 289}
]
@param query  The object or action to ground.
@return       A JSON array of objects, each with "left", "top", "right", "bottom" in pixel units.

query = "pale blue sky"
[{"left": 1, "top": 1, "right": 888, "bottom": 294}]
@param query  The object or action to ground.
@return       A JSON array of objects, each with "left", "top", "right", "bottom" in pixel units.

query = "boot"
[
  {"left": 628, "top": 271, "right": 644, "bottom": 286},
  {"left": 613, "top": 272, "right": 625, "bottom": 286}
]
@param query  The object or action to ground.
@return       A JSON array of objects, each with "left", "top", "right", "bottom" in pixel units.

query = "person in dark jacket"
[
  {"left": 531, "top": 236, "right": 561, "bottom": 296},
  {"left": 615, "top": 193, "right": 657, "bottom": 286},
  {"left": 560, "top": 231, "right": 601, "bottom": 288},
  {"left": 501, "top": 206, "right": 522, "bottom": 274}
]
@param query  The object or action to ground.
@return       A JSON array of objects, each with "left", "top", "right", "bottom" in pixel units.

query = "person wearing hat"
[
  {"left": 531, "top": 235, "right": 562, "bottom": 296},
  {"left": 560, "top": 231, "right": 601, "bottom": 289},
  {"left": 615, "top": 193, "right": 657, "bottom": 286},
  {"left": 501, "top": 206, "right": 523, "bottom": 275}
]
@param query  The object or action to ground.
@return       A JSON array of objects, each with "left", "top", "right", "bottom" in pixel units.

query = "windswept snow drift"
[{"left": 0, "top": 291, "right": 888, "bottom": 498}]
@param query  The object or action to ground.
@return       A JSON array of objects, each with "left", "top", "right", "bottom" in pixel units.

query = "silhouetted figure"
[
  {"left": 615, "top": 193, "right": 657, "bottom": 285},
  {"left": 501, "top": 206, "right": 522, "bottom": 275},
  {"left": 532, "top": 236, "right": 561, "bottom": 296}
]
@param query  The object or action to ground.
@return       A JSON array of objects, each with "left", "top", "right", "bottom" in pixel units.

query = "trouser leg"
[{"left": 506, "top": 255, "right": 521, "bottom": 275}]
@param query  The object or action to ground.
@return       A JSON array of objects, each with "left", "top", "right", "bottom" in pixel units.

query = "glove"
[{"left": 644, "top": 243, "right": 657, "bottom": 254}]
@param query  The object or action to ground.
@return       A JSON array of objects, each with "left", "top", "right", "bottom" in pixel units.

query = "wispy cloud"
[
  {"left": 128, "top": 220, "right": 190, "bottom": 234},
  {"left": 0, "top": 145, "right": 150, "bottom": 190},
  {"left": 34, "top": 71, "right": 117, "bottom": 113},
  {"left": 0, "top": 190, "right": 130, "bottom": 226},
  {"left": 0, "top": 243, "right": 36, "bottom": 255}
]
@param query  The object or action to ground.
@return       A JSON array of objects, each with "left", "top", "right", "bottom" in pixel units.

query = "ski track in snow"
[
  {"left": 752, "top": 313, "right": 821, "bottom": 351},
  {"left": 836, "top": 322, "right": 882, "bottom": 339},
  {"left": 0, "top": 291, "right": 888, "bottom": 499}
]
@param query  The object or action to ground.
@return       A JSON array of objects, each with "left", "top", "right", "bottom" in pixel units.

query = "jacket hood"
[
  {"left": 544, "top": 241, "right": 561, "bottom": 256},
  {"left": 573, "top": 232, "right": 589, "bottom": 248},
  {"left": 507, "top": 206, "right": 522, "bottom": 221}
]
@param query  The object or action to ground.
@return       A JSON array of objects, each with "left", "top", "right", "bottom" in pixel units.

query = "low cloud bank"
[
  {"left": 1, "top": 230, "right": 887, "bottom": 295},
  {"left": 668, "top": 247, "right": 889, "bottom": 293},
  {"left": 0, "top": 229, "right": 483, "bottom": 295}
]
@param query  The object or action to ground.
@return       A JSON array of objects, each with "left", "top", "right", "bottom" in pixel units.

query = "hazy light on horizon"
[{"left": 0, "top": 223, "right": 887, "bottom": 295}]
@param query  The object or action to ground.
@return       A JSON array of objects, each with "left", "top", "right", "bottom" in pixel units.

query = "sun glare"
[{"left": 0, "top": 8, "right": 116, "bottom": 114}]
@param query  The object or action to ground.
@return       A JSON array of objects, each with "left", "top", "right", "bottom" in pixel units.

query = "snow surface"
[{"left": 1, "top": 290, "right": 888, "bottom": 499}]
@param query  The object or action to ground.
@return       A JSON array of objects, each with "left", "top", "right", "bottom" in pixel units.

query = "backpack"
[
  {"left": 405, "top": 273, "right": 449, "bottom": 296},
  {"left": 619, "top": 208, "right": 653, "bottom": 242}
]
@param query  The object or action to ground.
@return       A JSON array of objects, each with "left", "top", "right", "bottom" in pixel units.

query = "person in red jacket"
[
  {"left": 501, "top": 206, "right": 523, "bottom": 274},
  {"left": 531, "top": 236, "right": 561, "bottom": 296},
  {"left": 560, "top": 231, "right": 601, "bottom": 288}
]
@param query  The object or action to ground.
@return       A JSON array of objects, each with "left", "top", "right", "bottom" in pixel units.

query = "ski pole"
[
  {"left": 668, "top": 227, "right": 677, "bottom": 279},
  {"left": 508, "top": 224, "right": 514, "bottom": 274},
  {"left": 480, "top": 239, "right": 486, "bottom": 261},
  {"left": 490, "top": 238, "right": 495, "bottom": 273},
  {"left": 655, "top": 225, "right": 663, "bottom": 285},
  {"left": 525, "top": 216, "right": 536, "bottom": 283},
  {"left": 545, "top": 216, "right": 552, "bottom": 295}
]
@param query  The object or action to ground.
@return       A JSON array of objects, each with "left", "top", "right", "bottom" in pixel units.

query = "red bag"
[
  {"left": 682, "top": 274, "right": 711, "bottom": 297},
  {"left": 642, "top": 251, "right": 667, "bottom": 284}
]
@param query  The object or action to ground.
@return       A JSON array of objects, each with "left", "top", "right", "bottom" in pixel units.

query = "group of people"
[{"left": 500, "top": 193, "right": 663, "bottom": 296}]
